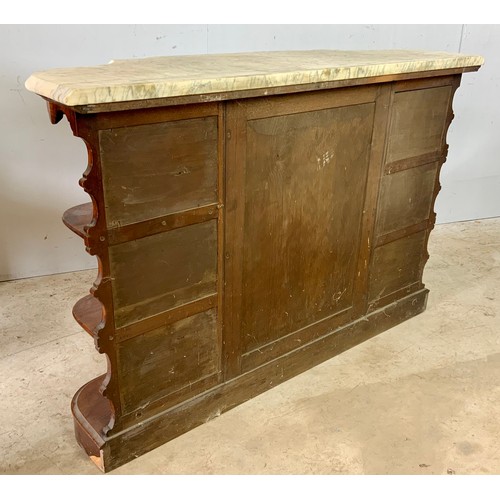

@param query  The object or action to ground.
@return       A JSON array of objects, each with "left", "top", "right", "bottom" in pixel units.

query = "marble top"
[{"left": 25, "top": 50, "right": 484, "bottom": 106}]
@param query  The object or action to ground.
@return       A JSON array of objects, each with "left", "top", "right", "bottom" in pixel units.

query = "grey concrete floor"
[{"left": 1, "top": 218, "right": 499, "bottom": 474}]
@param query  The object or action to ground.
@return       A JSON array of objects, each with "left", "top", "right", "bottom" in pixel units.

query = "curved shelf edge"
[
  {"left": 62, "top": 202, "right": 93, "bottom": 238},
  {"left": 72, "top": 294, "right": 103, "bottom": 339},
  {"left": 71, "top": 374, "right": 112, "bottom": 471}
]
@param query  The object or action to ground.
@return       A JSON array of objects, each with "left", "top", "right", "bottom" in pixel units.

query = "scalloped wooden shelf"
[
  {"left": 71, "top": 374, "right": 112, "bottom": 471},
  {"left": 73, "top": 294, "right": 103, "bottom": 338},
  {"left": 62, "top": 202, "right": 93, "bottom": 238}
]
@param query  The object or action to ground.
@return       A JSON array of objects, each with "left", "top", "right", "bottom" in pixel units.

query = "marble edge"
[{"left": 25, "top": 53, "right": 485, "bottom": 107}]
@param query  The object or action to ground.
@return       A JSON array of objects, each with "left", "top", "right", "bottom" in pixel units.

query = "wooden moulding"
[
  {"left": 71, "top": 289, "right": 428, "bottom": 472},
  {"left": 375, "top": 220, "right": 433, "bottom": 248},
  {"left": 72, "top": 290, "right": 220, "bottom": 345},
  {"left": 62, "top": 202, "right": 219, "bottom": 246},
  {"left": 107, "top": 204, "right": 219, "bottom": 246}
]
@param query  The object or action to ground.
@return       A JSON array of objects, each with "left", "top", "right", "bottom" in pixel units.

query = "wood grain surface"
[
  {"left": 46, "top": 70, "right": 468, "bottom": 471},
  {"left": 109, "top": 220, "right": 217, "bottom": 328},
  {"left": 237, "top": 100, "right": 375, "bottom": 358},
  {"left": 100, "top": 116, "right": 218, "bottom": 229}
]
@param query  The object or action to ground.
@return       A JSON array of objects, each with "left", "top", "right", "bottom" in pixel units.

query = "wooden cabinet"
[{"left": 25, "top": 50, "right": 482, "bottom": 471}]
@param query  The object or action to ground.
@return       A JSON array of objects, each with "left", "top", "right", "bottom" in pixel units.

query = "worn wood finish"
[
  {"left": 100, "top": 116, "right": 218, "bottom": 229},
  {"left": 375, "top": 220, "right": 431, "bottom": 248},
  {"left": 369, "top": 230, "right": 428, "bottom": 303},
  {"left": 386, "top": 85, "right": 452, "bottom": 166},
  {"left": 116, "top": 294, "right": 217, "bottom": 343},
  {"left": 375, "top": 162, "right": 439, "bottom": 236},
  {"left": 71, "top": 375, "right": 108, "bottom": 463},
  {"left": 37, "top": 59, "right": 478, "bottom": 472},
  {"left": 117, "top": 309, "right": 219, "bottom": 414},
  {"left": 62, "top": 111, "right": 124, "bottom": 438},
  {"left": 369, "top": 75, "right": 461, "bottom": 312},
  {"left": 223, "top": 86, "right": 381, "bottom": 377},
  {"left": 79, "top": 289, "right": 429, "bottom": 472},
  {"left": 106, "top": 203, "right": 218, "bottom": 246},
  {"left": 108, "top": 219, "right": 217, "bottom": 328},
  {"left": 225, "top": 90, "right": 376, "bottom": 367}
]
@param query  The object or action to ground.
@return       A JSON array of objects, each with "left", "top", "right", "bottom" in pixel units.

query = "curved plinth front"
[{"left": 71, "top": 375, "right": 111, "bottom": 472}]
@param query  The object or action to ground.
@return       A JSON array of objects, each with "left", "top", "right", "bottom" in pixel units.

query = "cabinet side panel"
[
  {"left": 370, "top": 76, "right": 461, "bottom": 309},
  {"left": 375, "top": 162, "right": 439, "bottom": 236},
  {"left": 386, "top": 85, "right": 451, "bottom": 164}
]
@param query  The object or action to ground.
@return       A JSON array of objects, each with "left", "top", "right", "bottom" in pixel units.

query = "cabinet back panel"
[
  {"left": 238, "top": 102, "right": 375, "bottom": 354},
  {"left": 109, "top": 220, "right": 217, "bottom": 328},
  {"left": 118, "top": 309, "right": 218, "bottom": 414},
  {"left": 100, "top": 116, "right": 218, "bottom": 228},
  {"left": 386, "top": 86, "right": 451, "bottom": 164}
]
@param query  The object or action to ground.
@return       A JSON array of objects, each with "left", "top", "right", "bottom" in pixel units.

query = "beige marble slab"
[{"left": 25, "top": 50, "right": 484, "bottom": 106}]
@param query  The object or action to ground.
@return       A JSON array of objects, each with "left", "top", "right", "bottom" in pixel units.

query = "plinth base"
[{"left": 71, "top": 289, "right": 428, "bottom": 472}]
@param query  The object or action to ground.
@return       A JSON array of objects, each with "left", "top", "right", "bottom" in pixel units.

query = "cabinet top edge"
[{"left": 25, "top": 50, "right": 483, "bottom": 108}]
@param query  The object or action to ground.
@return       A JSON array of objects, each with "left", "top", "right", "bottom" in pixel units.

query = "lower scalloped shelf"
[
  {"left": 71, "top": 374, "right": 112, "bottom": 469},
  {"left": 72, "top": 294, "right": 103, "bottom": 339},
  {"left": 62, "top": 202, "right": 93, "bottom": 238}
]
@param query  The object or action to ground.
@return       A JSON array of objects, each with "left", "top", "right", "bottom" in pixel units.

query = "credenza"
[{"left": 26, "top": 50, "right": 483, "bottom": 471}]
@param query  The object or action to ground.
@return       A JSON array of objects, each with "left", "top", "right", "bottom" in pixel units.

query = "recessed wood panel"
[
  {"left": 376, "top": 162, "right": 438, "bottom": 236},
  {"left": 238, "top": 102, "right": 375, "bottom": 354},
  {"left": 369, "top": 230, "right": 427, "bottom": 302},
  {"left": 100, "top": 116, "right": 218, "bottom": 228},
  {"left": 109, "top": 220, "right": 217, "bottom": 328},
  {"left": 386, "top": 86, "right": 451, "bottom": 164},
  {"left": 118, "top": 309, "right": 218, "bottom": 414}
]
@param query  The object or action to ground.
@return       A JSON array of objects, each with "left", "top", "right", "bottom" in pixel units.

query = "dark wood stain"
[
  {"left": 369, "top": 230, "right": 428, "bottom": 303},
  {"left": 386, "top": 85, "right": 452, "bottom": 164},
  {"left": 346, "top": 85, "right": 391, "bottom": 321},
  {"left": 367, "top": 281, "right": 425, "bottom": 313},
  {"left": 375, "top": 220, "right": 431, "bottom": 248},
  {"left": 376, "top": 162, "right": 438, "bottom": 236},
  {"left": 100, "top": 116, "right": 218, "bottom": 228},
  {"left": 238, "top": 101, "right": 375, "bottom": 357},
  {"left": 102, "top": 289, "right": 428, "bottom": 471},
  {"left": 109, "top": 220, "right": 217, "bottom": 328},
  {"left": 107, "top": 203, "right": 218, "bottom": 246},
  {"left": 384, "top": 150, "right": 445, "bottom": 174},
  {"left": 72, "top": 294, "right": 103, "bottom": 339},
  {"left": 117, "top": 309, "right": 219, "bottom": 414},
  {"left": 40, "top": 66, "right": 474, "bottom": 472},
  {"left": 116, "top": 294, "right": 217, "bottom": 342},
  {"left": 241, "top": 307, "right": 352, "bottom": 371}
]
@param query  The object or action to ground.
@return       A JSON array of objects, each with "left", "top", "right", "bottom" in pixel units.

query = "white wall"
[{"left": 1, "top": 24, "right": 498, "bottom": 281}]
